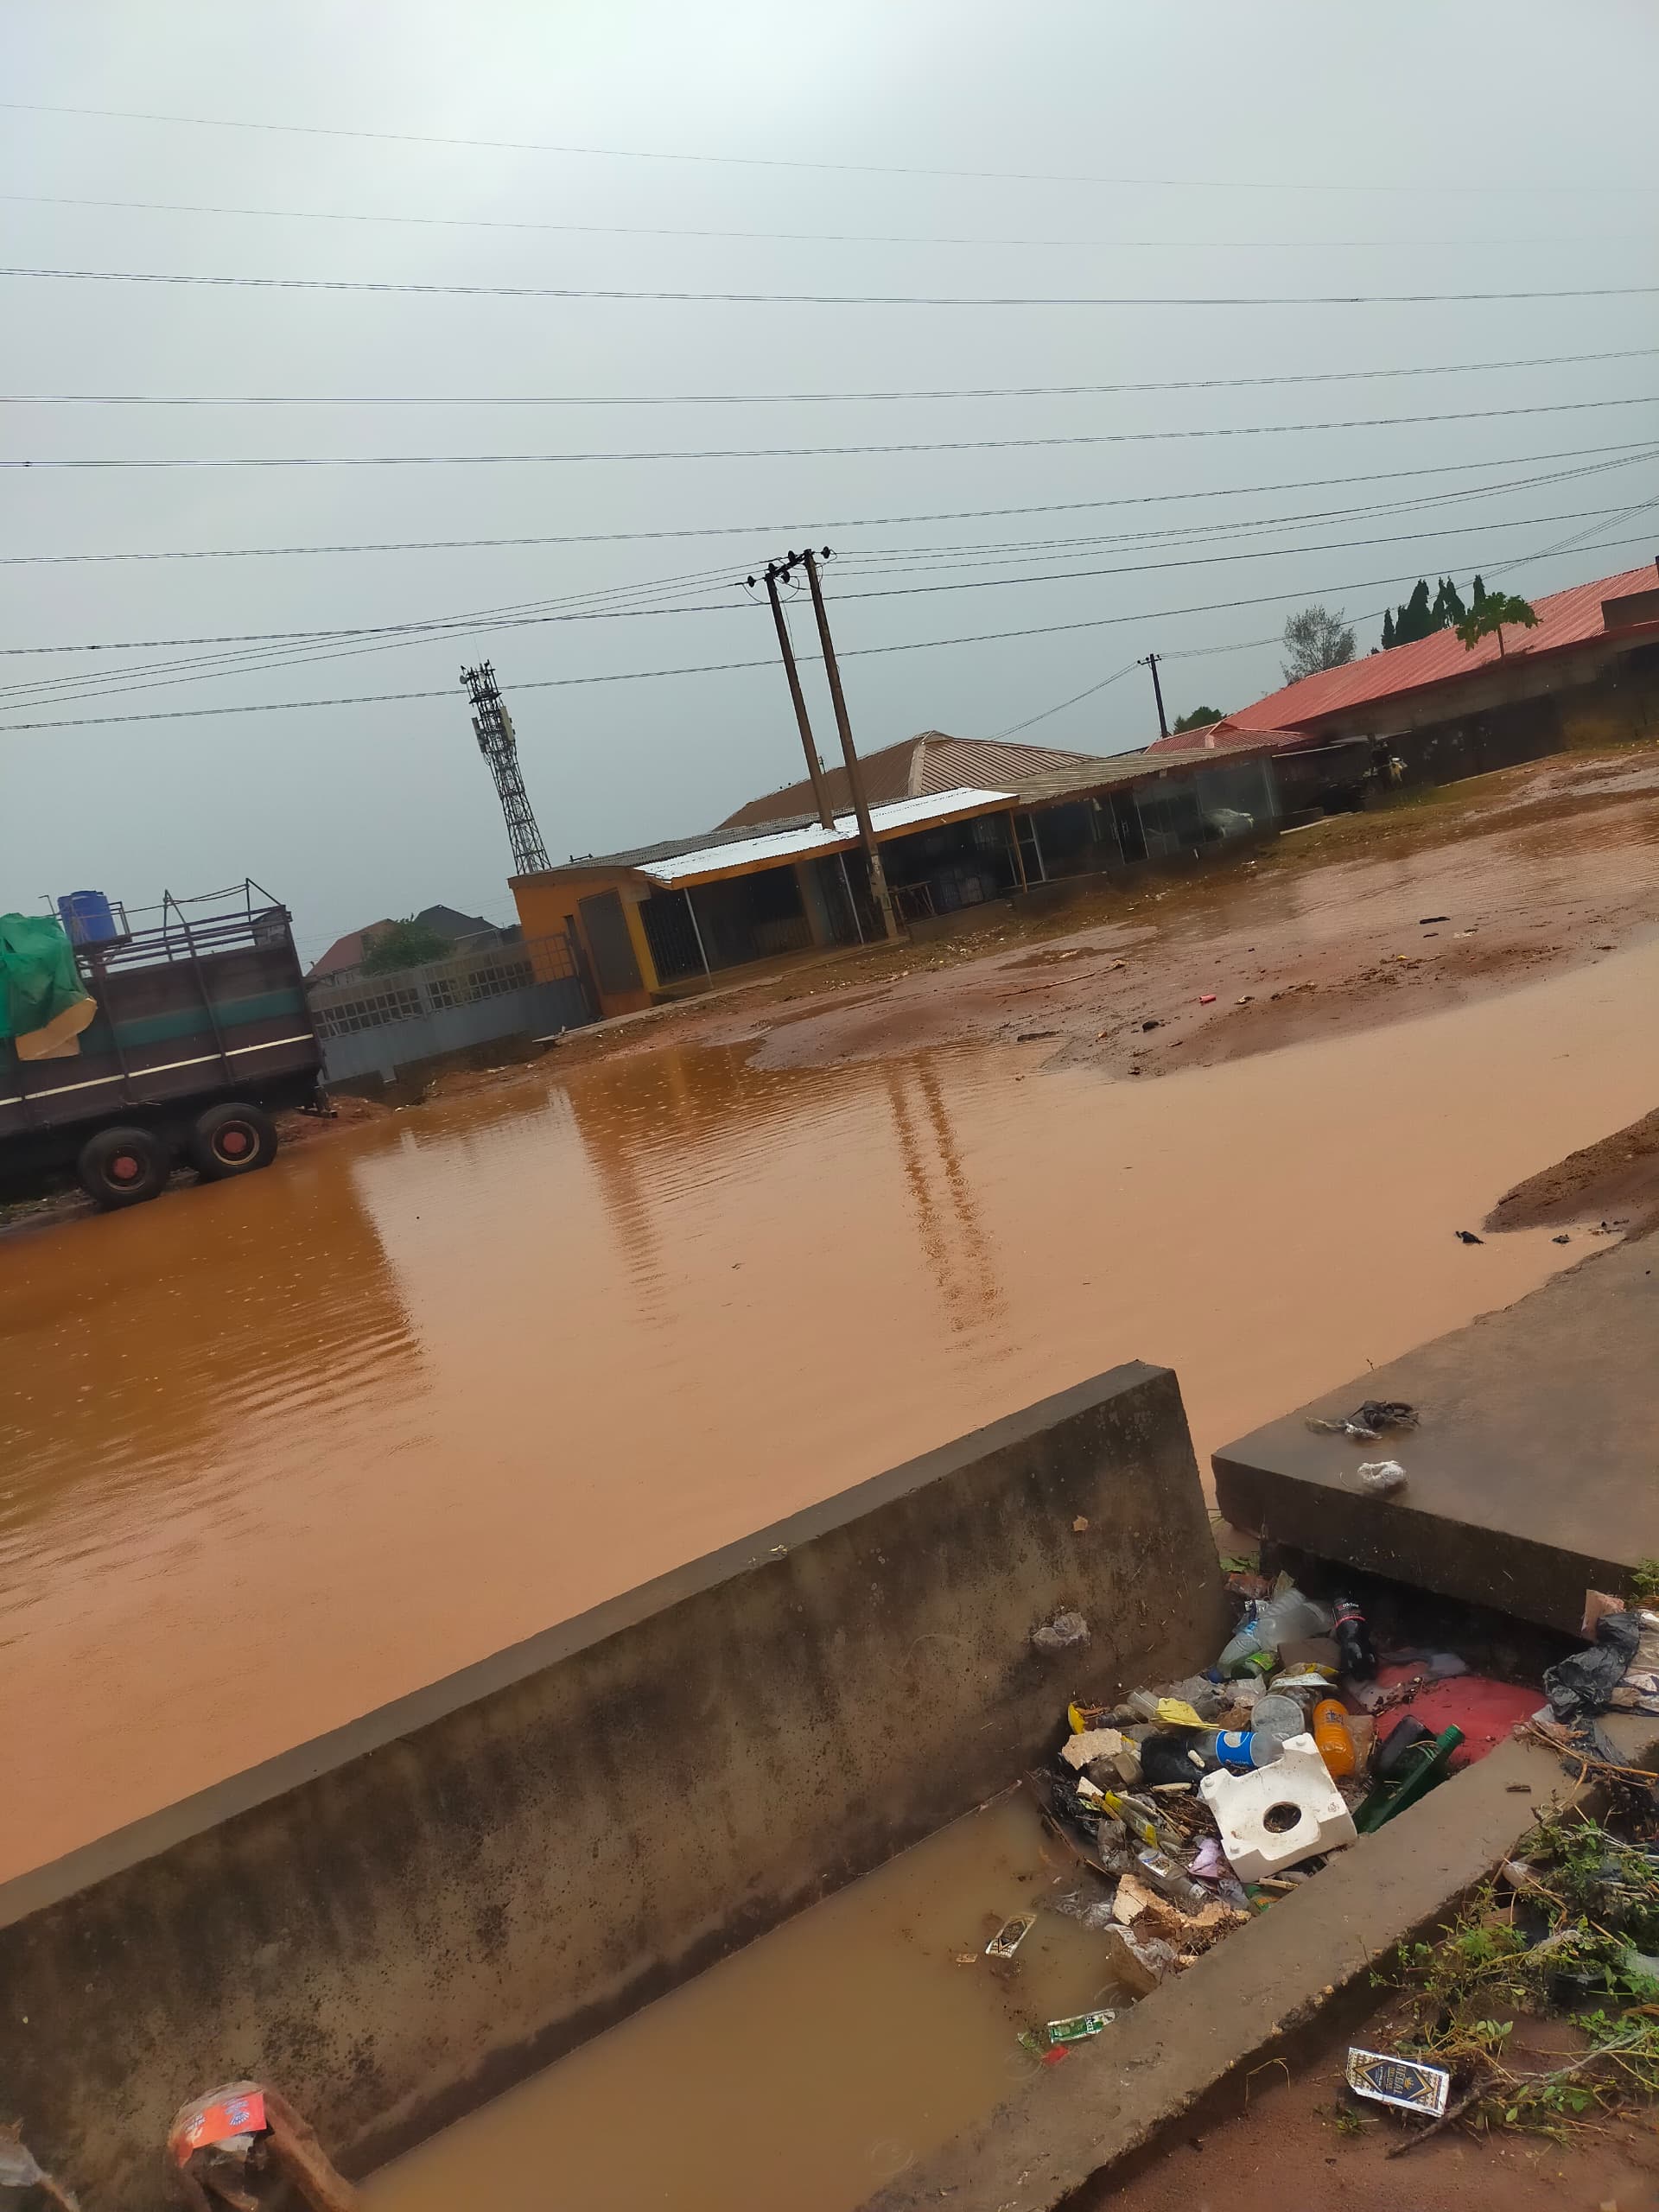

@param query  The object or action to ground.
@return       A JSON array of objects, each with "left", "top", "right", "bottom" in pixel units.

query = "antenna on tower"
[{"left": 461, "top": 661, "right": 551, "bottom": 876}]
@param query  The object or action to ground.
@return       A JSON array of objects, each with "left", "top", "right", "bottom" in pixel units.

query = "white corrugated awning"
[{"left": 640, "top": 787, "right": 1016, "bottom": 887}]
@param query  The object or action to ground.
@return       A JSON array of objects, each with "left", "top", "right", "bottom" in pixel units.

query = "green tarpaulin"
[{"left": 0, "top": 912, "right": 92, "bottom": 1042}]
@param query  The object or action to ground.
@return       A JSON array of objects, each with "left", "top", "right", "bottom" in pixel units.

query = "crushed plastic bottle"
[{"left": 1217, "top": 1581, "right": 1333, "bottom": 1675}]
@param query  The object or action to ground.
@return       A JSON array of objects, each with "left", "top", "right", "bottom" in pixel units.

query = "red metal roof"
[{"left": 1219, "top": 561, "right": 1659, "bottom": 737}]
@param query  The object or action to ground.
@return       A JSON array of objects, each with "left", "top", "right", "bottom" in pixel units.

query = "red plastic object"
[
  {"left": 1371, "top": 1668, "right": 1538, "bottom": 1767},
  {"left": 174, "top": 2091, "right": 266, "bottom": 2163},
  {"left": 1199, "top": 994, "right": 1217, "bottom": 1005}
]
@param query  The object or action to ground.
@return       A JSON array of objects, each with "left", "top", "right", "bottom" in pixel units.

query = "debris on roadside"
[
  {"left": 991, "top": 1551, "right": 1604, "bottom": 2064},
  {"left": 0, "top": 2126, "right": 78, "bottom": 2212},
  {"left": 1356, "top": 1459, "right": 1408, "bottom": 1496},
  {"left": 1307, "top": 1398, "right": 1418, "bottom": 1442},
  {"left": 1345, "top": 2046, "right": 1451, "bottom": 2117},
  {"left": 1544, "top": 1592, "right": 1659, "bottom": 1720},
  {"left": 1032, "top": 1610, "right": 1090, "bottom": 1653},
  {"left": 1454, "top": 1229, "right": 1484, "bottom": 1245},
  {"left": 1366, "top": 1806, "right": 1659, "bottom": 2146},
  {"left": 985, "top": 1914, "right": 1036, "bottom": 1959},
  {"left": 167, "top": 2083, "right": 358, "bottom": 2211}
]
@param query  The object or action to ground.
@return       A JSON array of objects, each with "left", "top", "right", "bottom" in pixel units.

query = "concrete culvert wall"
[{"left": 0, "top": 1361, "right": 1225, "bottom": 2209}]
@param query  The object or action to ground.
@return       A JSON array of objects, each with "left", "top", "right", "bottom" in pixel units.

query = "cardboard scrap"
[{"left": 1062, "top": 1728, "right": 1124, "bottom": 1770}]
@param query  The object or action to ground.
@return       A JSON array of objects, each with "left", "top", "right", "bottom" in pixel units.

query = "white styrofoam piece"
[{"left": 1198, "top": 1733, "right": 1357, "bottom": 1880}]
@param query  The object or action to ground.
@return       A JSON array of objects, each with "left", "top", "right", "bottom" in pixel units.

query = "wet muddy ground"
[
  {"left": 531, "top": 741, "right": 1659, "bottom": 1086},
  {"left": 1103, "top": 1991, "right": 1659, "bottom": 2212}
]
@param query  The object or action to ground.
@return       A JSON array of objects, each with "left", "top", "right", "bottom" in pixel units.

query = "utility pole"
[
  {"left": 799, "top": 548, "right": 900, "bottom": 942},
  {"left": 461, "top": 661, "right": 551, "bottom": 875},
  {"left": 759, "top": 563, "right": 836, "bottom": 830},
  {"left": 1140, "top": 652, "right": 1169, "bottom": 741}
]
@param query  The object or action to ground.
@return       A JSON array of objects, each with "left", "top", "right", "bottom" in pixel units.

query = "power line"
[
  {"left": 16, "top": 484, "right": 1655, "bottom": 714},
  {"left": 3, "top": 188, "right": 1646, "bottom": 253},
  {"left": 4, "top": 527, "right": 1652, "bottom": 735},
  {"left": 993, "top": 662, "right": 1141, "bottom": 740},
  {"left": 7, "top": 437, "right": 1652, "bottom": 566},
  {"left": 3, "top": 99, "right": 1647, "bottom": 196},
  {"left": 6, "top": 263, "right": 1659, "bottom": 308},
  {"left": 10, "top": 393, "right": 1659, "bottom": 472},
  {"left": 9, "top": 343, "right": 1656, "bottom": 409},
  {"left": 10, "top": 494, "right": 1651, "bottom": 664}
]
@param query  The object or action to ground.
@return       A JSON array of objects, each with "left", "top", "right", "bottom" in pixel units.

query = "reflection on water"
[{"left": 5, "top": 948, "right": 1659, "bottom": 1875}]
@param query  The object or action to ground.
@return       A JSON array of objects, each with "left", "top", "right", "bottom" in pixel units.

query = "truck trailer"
[{"left": 0, "top": 882, "right": 324, "bottom": 1210}]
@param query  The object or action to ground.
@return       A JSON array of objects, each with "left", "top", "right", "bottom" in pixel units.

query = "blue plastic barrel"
[{"left": 57, "top": 890, "right": 118, "bottom": 945}]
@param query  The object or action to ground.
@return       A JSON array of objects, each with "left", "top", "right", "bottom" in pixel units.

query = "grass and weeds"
[{"left": 1376, "top": 1811, "right": 1659, "bottom": 2141}]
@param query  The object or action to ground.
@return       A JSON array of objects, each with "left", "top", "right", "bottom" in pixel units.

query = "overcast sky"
[{"left": 2, "top": 2, "right": 1656, "bottom": 962}]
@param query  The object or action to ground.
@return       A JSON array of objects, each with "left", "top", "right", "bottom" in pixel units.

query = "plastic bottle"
[
  {"left": 1247, "top": 1693, "right": 1306, "bottom": 1765},
  {"left": 1217, "top": 1586, "right": 1334, "bottom": 1677},
  {"left": 1332, "top": 1597, "right": 1379, "bottom": 1681},
  {"left": 1216, "top": 1618, "right": 1268, "bottom": 1675},
  {"left": 1311, "top": 1697, "right": 1356, "bottom": 1778},
  {"left": 1255, "top": 1586, "right": 1336, "bottom": 1646}
]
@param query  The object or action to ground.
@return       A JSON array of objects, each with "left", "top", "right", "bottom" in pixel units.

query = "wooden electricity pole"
[
  {"left": 1140, "top": 652, "right": 1170, "bottom": 741},
  {"left": 760, "top": 563, "right": 836, "bottom": 830},
  {"left": 799, "top": 548, "right": 900, "bottom": 942}
]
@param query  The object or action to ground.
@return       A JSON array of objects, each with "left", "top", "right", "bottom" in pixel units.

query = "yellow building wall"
[{"left": 511, "top": 869, "right": 661, "bottom": 1019}]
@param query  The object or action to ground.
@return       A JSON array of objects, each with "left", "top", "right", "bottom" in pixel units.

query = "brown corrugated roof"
[{"left": 718, "top": 732, "right": 1116, "bottom": 828}]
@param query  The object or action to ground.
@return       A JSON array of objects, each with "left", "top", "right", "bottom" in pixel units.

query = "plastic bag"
[{"left": 1032, "top": 1610, "right": 1090, "bottom": 1652}]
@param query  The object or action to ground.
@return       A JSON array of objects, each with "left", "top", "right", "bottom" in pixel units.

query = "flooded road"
[{"left": 4, "top": 943, "right": 1659, "bottom": 1878}]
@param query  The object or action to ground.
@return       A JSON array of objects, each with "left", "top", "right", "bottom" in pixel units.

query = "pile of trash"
[{"left": 1012, "top": 1576, "right": 1475, "bottom": 2045}]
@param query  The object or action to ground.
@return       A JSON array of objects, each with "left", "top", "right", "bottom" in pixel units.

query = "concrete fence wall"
[
  {"left": 0, "top": 1363, "right": 1226, "bottom": 2208},
  {"left": 307, "top": 933, "right": 591, "bottom": 1086}
]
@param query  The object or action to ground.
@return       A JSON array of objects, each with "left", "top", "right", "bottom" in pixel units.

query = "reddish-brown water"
[
  {"left": 4, "top": 943, "right": 1658, "bottom": 1882},
  {"left": 363, "top": 1791, "right": 1122, "bottom": 2212}
]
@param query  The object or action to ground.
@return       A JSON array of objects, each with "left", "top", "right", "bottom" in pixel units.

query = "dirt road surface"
[{"left": 537, "top": 741, "right": 1659, "bottom": 1086}]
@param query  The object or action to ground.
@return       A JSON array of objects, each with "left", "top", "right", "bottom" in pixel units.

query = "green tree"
[
  {"left": 1281, "top": 604, "right": 1357, "bottom": 683},
  {"left": 1432, "top": 576, "right": 1467, "bottom": 628},
  {"left": 1382, "top": 608, "right": 1396, "bottom": 650},
  {"left": 1392, "top": 579, "right": 1436, "bottom": 645},
  {"left": 360, "top": 917, "right": 454, "bottom": 975},
  {"left": 1455, "top": 590, "right": 1540, "bottom": 658},
  {"left": 1172, "top": 704, "right": 1227, "bottom": 733}
]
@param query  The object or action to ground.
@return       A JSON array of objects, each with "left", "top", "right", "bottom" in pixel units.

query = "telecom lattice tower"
[{"left": 461, "top": 662, "right": 551, "bottom": 876}]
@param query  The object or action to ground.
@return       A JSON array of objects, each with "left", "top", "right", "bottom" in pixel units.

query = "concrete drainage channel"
[
  {"left": 862, "top": 1717, "right": 1659, "bottom": 2212},
  {"left": 4, "top": 1349, "right": 1655, "bottom": 2209}
]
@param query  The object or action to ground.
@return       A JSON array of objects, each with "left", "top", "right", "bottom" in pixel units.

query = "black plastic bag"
[{"left": 1544, "top": 1608, "right": 1642, "bottom": 1720}]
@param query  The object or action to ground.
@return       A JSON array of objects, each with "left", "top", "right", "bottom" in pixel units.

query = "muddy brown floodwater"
[
  {"left": 365, "top": 1791, "right": 1124, "bottom": 2212},
  {"left": 5, "top": 938, "right": 1659, "bottom": 1882},
  {"left": 7, "top": 750, "right": 1659, "bottom": 2209}
]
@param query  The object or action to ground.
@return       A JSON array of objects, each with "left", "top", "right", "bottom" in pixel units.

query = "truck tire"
[
  {"left": 77, "top": 1125, "right": 171, "bottom": 1209},
  {"left": 188, "top": 1100, "right": 279, "bottom": 1181}
]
